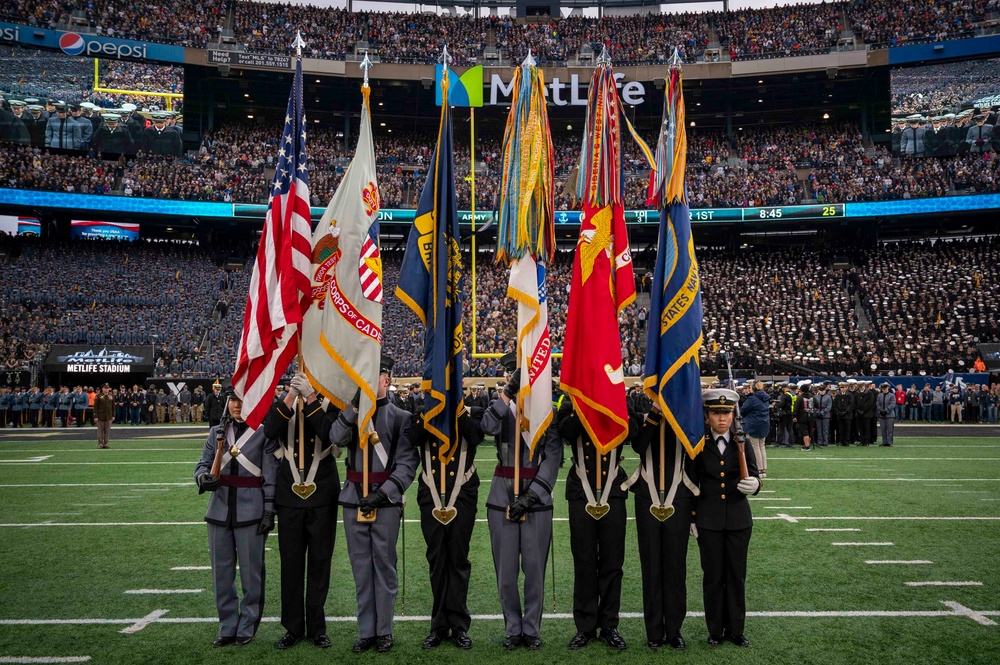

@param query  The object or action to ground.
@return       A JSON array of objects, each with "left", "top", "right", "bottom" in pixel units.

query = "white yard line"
[
  {"left": 0, "top": 462, "right": 191, "bottom": 466},
  {"left": 123, "top": 589, "right": 202, "bottom": 595},
  {"left": 70, "top": 504, "right": 116, "bottom": 507},
  {"left": 906, "top": 582, "right": 983, "bottom": 587},
  {"left": 768, "top": 458, "right": 1000, "bottom": 461},
  {"left": 120, "top": 610, "right": 170, "bottom": 634},
  {"left": 806, "top": 528, "right": 861, "bottom": 532},
  {"left": 0, "top": 483, "right": 189, "bottom": 488},
  {"left": 832, "top": 542, "right": 894, "bottom": 546},
  {"left": 170, "top": 566, "right": 211, "bottom": 571},
  {"left": 764, "top": 478, "right": 999, "bottom": 482},
  {"left": 866, "top": 560, "right": 933, "bottom": 565},
  {"left": 764, "top": 506, "right": 812, "bottom": 510},
  {"left": 2, "top": 606, "right": 999, "bottom": 631},
  {"left": 941, "top": 601, "right": 998, "bottom": 627},
  {"left": 749, "top": 497, "right": 790, "bottom": 501},
  {"left": 0, "top": 658, "right": 91, "bottom": 664},
  {"left": 2, "top": 515, "right": 999, "bottom": 528}
]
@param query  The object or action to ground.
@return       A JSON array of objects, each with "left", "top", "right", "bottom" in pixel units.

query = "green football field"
[{"left": 1, "top": 428, "right": 998, "bottom": 664}]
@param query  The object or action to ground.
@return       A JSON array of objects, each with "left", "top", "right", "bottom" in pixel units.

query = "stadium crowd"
[
  {"left": 5, "top": 118, "right": 1000, "bottom": 207},
  {"left": 1, "top": 0, "right": 997, "bottom": 64},
  {"left": 891, "top": 58, "right": 998, "bottom": 116},
  {"left": 0, "top": 233, "right": 995, "bottom": 382}
]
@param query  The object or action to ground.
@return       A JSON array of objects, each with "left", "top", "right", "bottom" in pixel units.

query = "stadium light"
[
  {"left": 823, "top": 113, "right": 830, "bottom": 119},
  {"left": 690, "top": 121, "right": 695, "bottom": 127}
]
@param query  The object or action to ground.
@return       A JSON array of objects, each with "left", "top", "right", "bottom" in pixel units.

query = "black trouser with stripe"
[
  {"left": 634, "top": 494, "right": 693, "bottom": 642},
  {"left": 698, "top": 525, "right": 752, "bottom": 638},
  {"left": 276, "top": 502, "right": 337, "bottom": 638},
  {"left": 419, "top": 485, "right": 478, "bottom": 635},
  {"left": 568, "top": 497, "right": 626, "bottom": 634}
]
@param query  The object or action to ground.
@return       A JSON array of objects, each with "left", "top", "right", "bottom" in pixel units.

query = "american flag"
[
  {"left": 232, "top": 53, "right": 312, "bottom": 429},
  {"left": 358, "top": 222, "right": 383, "bottom": 303}
]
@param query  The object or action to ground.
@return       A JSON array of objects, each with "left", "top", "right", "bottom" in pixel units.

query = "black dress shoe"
[
  {"left": 667, "top": 635, "right": 686, "bottom": 650},
  {"left": 502, "top": 634, "right": 522, "bottom": 650},
  {"left": 602, "top": 628, "right": 627, "bottom": 651},
  {"left": 212, "top": 636, "right": 236, "bottom": 648},
  {"left": 234, "top": 635, "right": 253, "bottom": 647},
  {"left": 522, "top": 635, "right": 542, "bottom": 650},
  {"left": 353, "top": 637, "right": 376, "bottom": 653},
  {"left": 646, "top": 640, "right": 663, "bottom": 649},
  {"left": 312, "top": 634, "right": 331, "bottom": 649},
  {"left": 452, "top": 630, "right": 473, "bottom": 650},
  {"left": 707, "top": 634, "right": 725, "bottom": 647},
  {"left": 275, "top": 632, "right": 303, "bottom": 650},
  {"left": 376, "top": 635, "right": 393, "bottom": 653},
  {"left": 422, "top": 631, "right": 445, "bottom": 649},
  {"left": 568, "top": 631, "right": 595, "bottom": 649},
  {"left": 729, "top": 634, "right": 751, "bottom": 647}
]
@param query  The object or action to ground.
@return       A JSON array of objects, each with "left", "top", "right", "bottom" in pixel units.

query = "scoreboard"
[{"left": 690, "top": 204, "right": 846, "bottom": 223}]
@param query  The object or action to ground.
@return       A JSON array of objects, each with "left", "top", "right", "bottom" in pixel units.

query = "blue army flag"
[
  {"left": 395, "top": 67, "right": 466, "bottom": 465},
  {"left": 642, "top": 58, "right": 705, "bottom": 459}
]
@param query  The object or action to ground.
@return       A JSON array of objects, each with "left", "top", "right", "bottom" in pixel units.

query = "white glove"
[
  {"left": 689, "top": 523, "right": 699, "bottom": 539},
  {"left": 737, "top": 477, "right": 761, "bottom": 495},
  {"left": 290, "top": 372, "right": 314, "bottom": 398}
]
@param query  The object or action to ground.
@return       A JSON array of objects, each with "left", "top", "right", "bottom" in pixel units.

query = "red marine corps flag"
[
  {"left": 232, "top": 36, "right": 312, "bottom": 428},
  {"left": 559, "top": 48, "right": 652, "bottom": 454},
  {"left": 301, "top": 56, "right": 383, "bottom": 441}
]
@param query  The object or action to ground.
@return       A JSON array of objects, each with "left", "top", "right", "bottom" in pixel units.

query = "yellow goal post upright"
[{"left": 92, "top": 58, "right": 184, "bottom": 111}]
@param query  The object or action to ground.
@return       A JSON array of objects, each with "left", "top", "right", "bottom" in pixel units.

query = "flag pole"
[
  {"left": 293, "top": 29, "right": 308, "bottom": 478},
  {"left": 658, "top": 419, "right": 666, "bottom": 505},
  {"left": 359, "top": 49, "right": 375, "bottom": 514}
]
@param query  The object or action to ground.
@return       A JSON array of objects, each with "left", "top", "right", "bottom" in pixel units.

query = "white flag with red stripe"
[
  {"left": 232, "top": 55, "right": 312, "bottom": 429},
  {"left": 508, "top": 253, "right": 553, "bottom": 457},
  {"left": 300, "top": 89, "right": 382, "bottom": 437}
]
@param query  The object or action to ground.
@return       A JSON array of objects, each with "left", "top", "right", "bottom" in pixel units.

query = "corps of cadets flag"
[
  {"left": 559, "top": 60, "right": 642, "bottom": 455},
  {"left": 300, "top": 84, "right": 383, "bottom": 442},
  {"left": 496, "top": 60, "right": 556, "bottom": 457},
  {"left": 642, "top": 60, "right": 705, "bottom": 459},
  {"left": 233, "top": 52, "right": 312, "bottom": 429},
  {"left": 395, "top": 69, "right": 466, "bottom": 465}
]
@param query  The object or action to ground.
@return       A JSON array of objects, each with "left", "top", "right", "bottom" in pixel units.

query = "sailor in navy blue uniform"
[{"left": 687, "top": 388, "right": 760, "bottom": 648}]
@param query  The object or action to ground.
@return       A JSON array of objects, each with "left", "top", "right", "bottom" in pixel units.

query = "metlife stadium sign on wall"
[
  {"left": 44, "top": 346, "right": 156, "bottom": 374},
  {"left": 0, "top": 22, "right": 185, "bottom": 63}
]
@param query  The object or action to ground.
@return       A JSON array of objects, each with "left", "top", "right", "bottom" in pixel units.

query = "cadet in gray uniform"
[
  {"left": 328, "top": 355, "right": 418, "bottom": 654},
  {"left": 194, "top": 386, "right": 279, "bottom": 648},
  {"left": 876, "top": 382, "right": 896, "bottom": 447},
  {"left": 480, "top": 353, "right": 562, "bottom": 651}
]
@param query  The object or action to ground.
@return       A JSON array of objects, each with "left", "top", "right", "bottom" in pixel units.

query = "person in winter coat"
[{"left": 739, "top": 382, "right": 771, "bottom": 478}]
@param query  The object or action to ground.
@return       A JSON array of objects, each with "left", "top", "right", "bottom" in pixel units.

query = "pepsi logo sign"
[
  {"left": 58, "top": 32, "right": 85, "bottom": 55},
  {"left": 57, "top": 31, "right": 148, "bottom": 59}
]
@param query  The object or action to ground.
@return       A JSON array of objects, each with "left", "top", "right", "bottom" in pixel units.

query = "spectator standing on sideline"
[
  {"left": 812, "top": 383, "right": 833, "bottom": 447},
  {"left": 94, "top": 383, "right": 115, "bottom": 449},
  {"left": 894, "top": 385, "right": 906, "bottom": 420},
  {"left": 876, "top": 382, "right": 896, "bottom": 447},
  {"left": 740, "top": 381, "right": 771, "bottom": 477}
]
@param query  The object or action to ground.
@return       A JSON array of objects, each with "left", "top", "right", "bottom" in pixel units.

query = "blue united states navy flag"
[
  {"left": 642, "top": 63, "right": 704, "bottom": 459},
  {"left": 395, "top": 69, "right": 465, "bottom": 465}
]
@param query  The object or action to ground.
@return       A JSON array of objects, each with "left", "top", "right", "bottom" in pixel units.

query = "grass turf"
[{"left": 0, "top": 432, "right": 998, "bottom": 664}]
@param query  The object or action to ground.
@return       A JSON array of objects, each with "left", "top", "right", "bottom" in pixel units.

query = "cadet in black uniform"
[
  {"left": 557, "top": 396, "right": 632, "bottom": 651},
  {"left": 628, "top": 403, "right": 696, "bottom": 650},
  {"left": 263, "top": 372, "right": 341, "bottom": 650},
  {"left": 413, "top": 402, "right": 484, "bottom": 650},
  {"left": 687, "top": 389, "right": 760, "bottom": 648}
]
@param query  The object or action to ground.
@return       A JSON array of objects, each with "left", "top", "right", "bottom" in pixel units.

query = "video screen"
[
  {"left": 0, "top": 46, "right": 183, "bottom": 152},
  {"left": 0, "top": 214, "right": 40, "bottom": 236},
  {"left": 71, "top": 220, "right": 140, "bottom": 241},
  {"left": 890, "top": 58, "right": 998, "bottom": 157}
]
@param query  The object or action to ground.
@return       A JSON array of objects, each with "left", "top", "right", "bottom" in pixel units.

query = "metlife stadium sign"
[
  {"left": 488, "top": 71, "right": 647, "bottom": 106},
  {"left": 45, "top": 346, "right": 156, "bottom": 374},
  {"left": 0, "top": 22, "right": 184, "bottom": 63}
]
